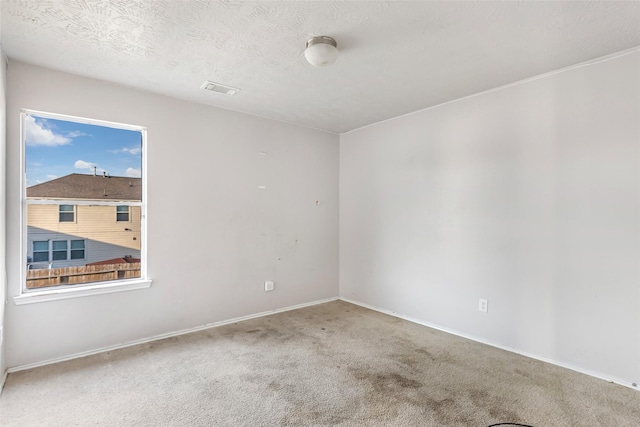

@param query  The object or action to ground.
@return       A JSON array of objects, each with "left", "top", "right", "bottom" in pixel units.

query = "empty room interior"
[{"left": 1, "top": 1, "right": 639, "bottom": 426}]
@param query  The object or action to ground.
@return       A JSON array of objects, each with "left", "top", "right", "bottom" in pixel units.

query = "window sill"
[{"left": 13, "top": 279, "right": 152, "bottom": 305}]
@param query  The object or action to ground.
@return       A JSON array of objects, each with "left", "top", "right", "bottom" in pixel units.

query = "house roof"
[{"left": 27, "top": 173, "right": 141, "bottom": 201}]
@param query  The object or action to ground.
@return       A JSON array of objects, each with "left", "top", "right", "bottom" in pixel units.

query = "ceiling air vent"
[{"left": 200, "top": 80, "right": 240, "bottom": 96}]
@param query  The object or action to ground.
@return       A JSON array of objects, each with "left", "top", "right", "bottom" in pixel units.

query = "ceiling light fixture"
[{"left": 304, "top": 36, "right": 339, "bottom": 67}]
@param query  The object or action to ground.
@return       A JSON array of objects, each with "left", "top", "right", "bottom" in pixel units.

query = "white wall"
[
  {"left": 5, "top": 61, "right": 339, "bottom": 367},
  {"left": 0, "top": 48, "right": 7, "bottom": 381},
  {"left": 340, "top": 51, "right": 640, "bottom": 386}
]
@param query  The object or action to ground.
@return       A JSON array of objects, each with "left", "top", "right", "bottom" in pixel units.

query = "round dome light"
[{"left": 304, "top": 36, "right": 339, "bottom": 67}]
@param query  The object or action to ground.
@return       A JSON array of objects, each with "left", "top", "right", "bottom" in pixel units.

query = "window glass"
[
  {"left": 33, "top": 241, "right": 49, "bottom": 262},
  {"left": 52, "top": 240, "right": 68, "bottom": 260},
  {"left": 52, "top": 240, "right": 67, "bottom": 250},
  {"left": 33, "top": 241, "right": 48, "bottom": 251},
  {"left": 59, "top": 205, "right": 75, "bottom": 222},
  {"left": 24, "top": 111, "right": 145, "bottom": 290},
  {"left": 33, "top": 252, "right": 49, "bottom": 262},
  {"left": 70, "top": 240, "right": 85, "bottom": 260},
  {"left": 70, "top": 240, "right": 85, "bottom": 249},
  {"left": 116, "top": 205, "right": 129, "bottom": 222}
]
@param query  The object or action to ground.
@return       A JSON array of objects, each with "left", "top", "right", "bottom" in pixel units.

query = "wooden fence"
[{"left": 26, "top": 263, "right": 141, "bottom": 289}]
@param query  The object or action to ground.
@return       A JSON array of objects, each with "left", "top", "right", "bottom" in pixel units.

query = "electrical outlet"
[
  {"left": 479, "top": 299, "right": 488, "bottom": 313},
  {"left": 265, "top": 280, "right": 274, "bottom": 292}
]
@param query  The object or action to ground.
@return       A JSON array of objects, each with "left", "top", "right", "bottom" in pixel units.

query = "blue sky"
[{"left": 25, "top": 114, "right": 142, "bottom": 187}]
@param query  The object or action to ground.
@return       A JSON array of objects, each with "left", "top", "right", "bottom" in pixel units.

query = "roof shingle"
[{"left": 27, "top": 173, "right": 142, "bottom": 201}]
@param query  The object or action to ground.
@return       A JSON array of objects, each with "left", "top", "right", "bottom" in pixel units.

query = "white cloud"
[
  {"left": 46, "top": 174, "right": 58, "bottom": 180},
  {"left": 125, "top": 167, "right": 141, "bottom": 178},
  {"left": 75, "top": 160, "right": 97, "bottom": 170},
  {"left": 66, "top": 131, "right": 91, "bottom": 138},
  {"left": 75, "top": 160, "right": 109, "bottom": 176},
  {"left": 110, "top": 147, "right": 141, "bottom": 155},
  {"left": 25, "top": 116, "right": 72, "bottom": 147}
]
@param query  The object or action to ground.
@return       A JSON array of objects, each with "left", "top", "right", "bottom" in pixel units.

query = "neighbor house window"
[
  {"left": 116, "top": 205, "right": 129, "bottom": 222},
  {"left": 32, "top": 241, "right": 49, "bottom": 262},
  {"left": 70, "top": 240, "right": 85, "bottom": 259},
  {"left": 30, "top": 239, "right": 87, "bottom": 263},
  {"left": 52, "top": 240, "right": 68, "bottom": 260},
  {"left": 22, "top": 110, "right": 147, "bottom": 295},
  {"left": 59, "top": 204, "right": 75, "bottom": 222}
]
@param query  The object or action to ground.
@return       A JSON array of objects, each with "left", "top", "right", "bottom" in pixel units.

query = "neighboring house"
[{"left": 26, "top": 173, "right": 142, "bottom": 269}]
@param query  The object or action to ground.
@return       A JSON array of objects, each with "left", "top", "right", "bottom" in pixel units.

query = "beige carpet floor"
[{"left": 0, "top": 300, "right": 638, "bottom": 426}]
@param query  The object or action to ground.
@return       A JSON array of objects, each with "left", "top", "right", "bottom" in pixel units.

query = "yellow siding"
[{"left": 27, "top": 204, "right": 141, "bottom": 251}]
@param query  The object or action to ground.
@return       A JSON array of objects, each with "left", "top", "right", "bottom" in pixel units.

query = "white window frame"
[{"left": 15, "top": 109, "right": 151, "bottom": 305}]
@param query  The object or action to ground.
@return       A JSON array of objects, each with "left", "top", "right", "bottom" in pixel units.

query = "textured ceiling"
[{"left": 2, "top": 1, "right": 640, "bottom": 133}]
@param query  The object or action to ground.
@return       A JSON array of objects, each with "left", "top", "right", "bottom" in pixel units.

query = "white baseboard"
[
  {"left": 339, "top": 297, "right": 639, "bottom": 392},
  {"left": 8, "top": 295, "right": 637, "bottom": 392},
  {"left": 7, "top": 296, "right": 339, "bottom": 374}
]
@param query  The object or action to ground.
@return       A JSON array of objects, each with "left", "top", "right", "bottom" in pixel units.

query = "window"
[
  {"left": 21, "top": 110, "right": 148, "bottom": 296},
  {"left": 59, "top": 204, "right": 75, "bottom": 222},
  {"left": 32, "top": 241, "right": 49, "bottom": 262},
  {"left": 70, "top": 239, "right": 85, "bottom": 259},
  {"left": 52, "top": 240, "right": 68, "bottom": 260},
  {"left": 116, "top": 205, "right": 130, "bottom": 222},
  {"left": 30, "top": 239, "right": 86, "bottom": 263}
]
